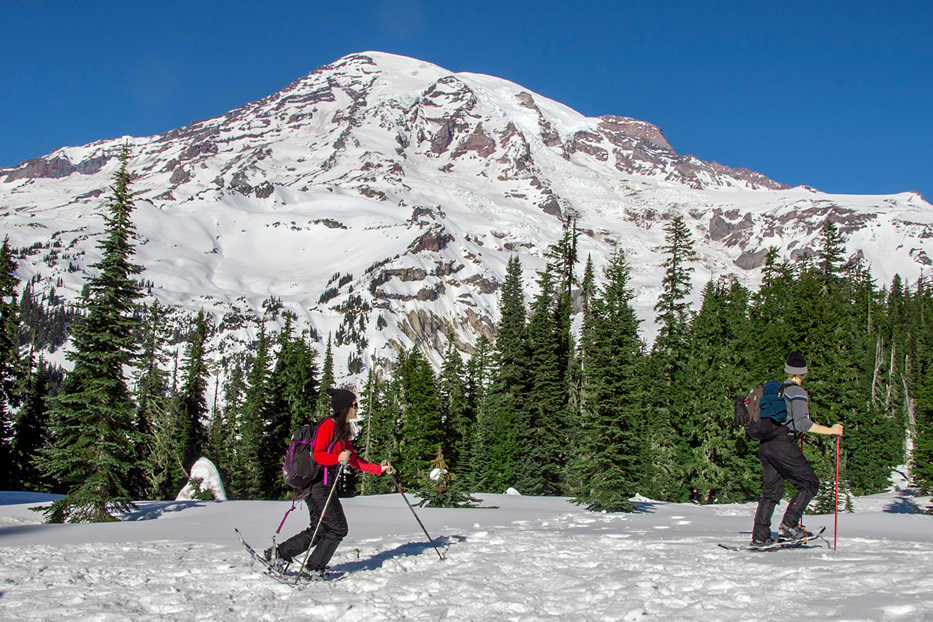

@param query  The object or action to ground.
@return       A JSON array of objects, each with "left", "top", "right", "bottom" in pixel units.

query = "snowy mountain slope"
[
  {"left": 2, "top": 51, "right": 931, "bottom": 378},
  {"left": 1, "top": 490, "right": 931, "bottom": 620}
]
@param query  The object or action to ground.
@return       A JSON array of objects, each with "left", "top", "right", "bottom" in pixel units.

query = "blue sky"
[{"left": 2, "top": 1, "right": 930, "bottom": 199}]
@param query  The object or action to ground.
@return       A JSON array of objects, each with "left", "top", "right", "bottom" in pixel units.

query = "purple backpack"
[{"left": 281, "top": 419, "right": 336, "bottom": 490}]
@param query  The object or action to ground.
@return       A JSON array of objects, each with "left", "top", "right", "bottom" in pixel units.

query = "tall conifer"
[
  {"left": 483, "top": 256, "right": 527, "bottom": 491},
  {"left": 0, "top": 238, "right": 22, "bottom": 488},
  {"left": 38, "top": 145, "right": 143, "bottom": 522},
  {"left": 359, "top": 371, "right": 402, "bottom": 495},
  {"left": 175, "top": 310, "right": 211, "bottom": 472},
  {"left": 396, "top": 348, "right": 443, "bottom": 487},
  {"left": 234, "top": 322, "right": 271, "bottom": 498},
  {"left": 133, "top": 301, "right": 172, "bottom": 498},
  {"left": 216, "top": 354, "right": 246, "bottom": 488},
  {"left": 265, "top": 315, "right": 318, "bottom": 495},
  {"left": 653, "top": 215, "right": 698, "bottom": 365},
  {"left": 569, "top": 251, "right": 646, "bottom": 511},
  {"left": 516, "top": 266, "right": 566, "bottom": 494},
  {"left": 314, "top": 334, "right": 335, "bottom": 419},
  {"left": 11, "top": 353, "right": 52, "bottom": 491},
  {"left": 675, "top": 278, "right": 758, "bottom": 502},
  {"left": 464, "top": 335, "right": 492, "bottom": 490},
  {"left": 438, "top": 335, "right": 469, "bottom": 474}
]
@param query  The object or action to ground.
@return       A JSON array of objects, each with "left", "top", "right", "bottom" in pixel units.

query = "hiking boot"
[
  {"left": 750, "top": 536, "right": 775, "bottom": 548},
  {"left": 779, "top": 523, "right": 813, "bottom": 540},
  {"left": 263, "top": 547, "right": 290, "bottom": 571},
  {"left": 298, "top": 566, "right": 326, "bottom": 581}
]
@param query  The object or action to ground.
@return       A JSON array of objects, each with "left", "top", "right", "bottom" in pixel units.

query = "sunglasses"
[{"left": 351, "top": 403, "right": 359, "bottom": 409}]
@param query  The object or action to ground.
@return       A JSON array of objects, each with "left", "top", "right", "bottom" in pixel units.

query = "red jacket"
[{"left": 312, "top": 418, "right": 384, "bottom": 476}]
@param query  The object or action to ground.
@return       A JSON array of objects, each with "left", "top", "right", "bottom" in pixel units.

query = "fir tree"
[
  {"left": 516, "top": 266, "right": 567, "bottom": 495},
  {"left": 359, "top": 370, "right": 402, "bottom": 495},
  {"left": 644, "top": 216, "right": 698, "bottom": 500},
  {"left": 817, "top": 219, "right": 847, "bottom": 285},
  {"left": 0, "top": 238, "right": 22, "bottom": 488},
  {"left": 233, "top": 322, "right": 271, "bottom": 498},
  {"left": 463, "top": 335, "right": 492, "bottom": 491},
  {"left": 675, "top": 278, "right": 759, "bottom": 503},
  {"left": 414, "top": 448, "right": 479, "bottom": 508},
  {"left": 653, "top": 215, "right": 698, "bottom": 366},
  {"left": 145, "top": 392, "right": 180, "bottom": 499},
  {"left": 216, "top": 354, "right": 247, "bottom": 489},
  {"left": 913, "top": 351, "right": 933, "bottom": 494},
  {"left": 746, "top": 248, "right": 795, "bottom": 377},
  {"left": 314, "top": 334, "right": 335, "bottom": 419},
  {"left": 205, "top": 372, "right": 224, "bottom": 481},
  {"left": 37, "top": 145, "right": 144, "bottom": 522},
  {"left": 569, "top": 251, "right": 646, "bottom": 511},
  {"left": 438, "top": 334, "right": 469, "bottom": 474},
  {"left": 579, "top": 255, "right": 596, "bottom": 338},
  {"left": 357, "top": 368, "right": 380, "bottom": 495},
  {"left": 566, "top": 255, "right": 596, "bottom": 473},
  {"left": 175, "top": 310, "right": 211, "bottom": 473},
  {"left": 909, "top": 276, "right": 933, "bottom": 493},
  {"left": 265, "top": 315, "right": 318, "bottom": 496},
  {"left": 482, "top": 256, "right": 526, "bottom": 491},
  {"left": 11, "top": 353, "right": 52, "bottom": 491},
  {"left": 396, "top": 348, "right": 443, "bottom": 488},
  {"left": 790, "top": 228, "right": 894, "bottom": 496},
  {"left": 284, "top": 331, "right": 318, "bottom": 433},
  {"left": 133, "top": 300, "right": 173, "bottom": 499}
]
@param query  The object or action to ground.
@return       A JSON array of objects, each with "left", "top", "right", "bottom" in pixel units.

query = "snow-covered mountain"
[{"left": 2, "top": 51, "right": 931, "bottom": 378}]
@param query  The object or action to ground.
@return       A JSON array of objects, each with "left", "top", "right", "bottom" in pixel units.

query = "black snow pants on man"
[
  {"left": 752, "top": 434, "right": 820, "bottom": 542},
  {"left": 277, "top": 480, "right": 348, "bottom": 571}
]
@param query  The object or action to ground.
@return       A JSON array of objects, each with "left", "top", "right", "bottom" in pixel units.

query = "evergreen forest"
[{"left": 1, "top": 146, "right": 931, "bottom": 522}]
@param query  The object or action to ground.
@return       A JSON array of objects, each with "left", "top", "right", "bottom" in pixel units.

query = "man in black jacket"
[{"left": 751, "top": 351, "right": 844, "bottom": 546}]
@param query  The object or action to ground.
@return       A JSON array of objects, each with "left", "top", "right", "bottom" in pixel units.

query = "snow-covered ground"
[{"left": 1, "top": 488, "right": 931, "bottom": 621}]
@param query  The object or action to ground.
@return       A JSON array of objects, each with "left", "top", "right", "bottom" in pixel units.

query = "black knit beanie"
[
  {"left": 784, "top": 351, "right": 808, "bottom": 376},
  {"left": 326, "top": 387, "right": 356, "bottom": 413}
]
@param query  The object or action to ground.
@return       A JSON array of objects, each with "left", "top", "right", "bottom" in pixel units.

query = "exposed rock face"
[
  {"left": 598, "top": 116, "right": 674, "bottom": 152},
  {"left": 4, "top": 154, "right": 111, "bottom": 182}
]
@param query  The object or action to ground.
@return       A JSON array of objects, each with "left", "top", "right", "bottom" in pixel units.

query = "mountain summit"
[{"left": 2, "top": 51, "right": 931, "bottom": 375}]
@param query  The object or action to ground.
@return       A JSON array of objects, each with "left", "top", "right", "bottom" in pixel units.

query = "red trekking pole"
[{"left": 833, "top": 435, "right": 841, "bottom": 552}]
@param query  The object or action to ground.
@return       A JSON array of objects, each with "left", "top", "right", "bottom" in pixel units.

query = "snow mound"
[{"left": 176, "top": 457, "right": 227, "bottom": 501}]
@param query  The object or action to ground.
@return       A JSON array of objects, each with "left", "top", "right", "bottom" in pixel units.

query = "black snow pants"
[
  {"left": 752, "top": 434, "right": 819, "bottom": 541},
  {"left": 277, "top": 480, "right": 348, "bottom": 570}
]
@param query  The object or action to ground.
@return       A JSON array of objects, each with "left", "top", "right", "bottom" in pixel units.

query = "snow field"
[{"left": 2, "top": 491, "right": 932, "bottom": 621}]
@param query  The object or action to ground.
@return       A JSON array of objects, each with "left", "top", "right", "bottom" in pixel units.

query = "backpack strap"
[
  {"left": 779, "top": 381, "right": 801, "bottom": 434},
  {"left": 316, "top": 418, "right": 339, "bottom": 486}
]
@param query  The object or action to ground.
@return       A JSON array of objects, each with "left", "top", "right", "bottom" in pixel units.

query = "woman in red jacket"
[{"left": 268, "top": 387, "right": 393, "bottom": 577}]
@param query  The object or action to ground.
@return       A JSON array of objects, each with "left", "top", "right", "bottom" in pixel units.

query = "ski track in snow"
[{"left": 2, "top": 494, "right": 932, "bottom": 621}]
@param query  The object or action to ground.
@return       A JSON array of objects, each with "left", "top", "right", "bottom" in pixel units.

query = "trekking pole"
[
  {"left": 296, "top": 463, "right": 346, "bottom": 574},
  {"left": 389, "top": 473, "right": 445, "bottom": 561},
  {"left": 833, "top": 435, "right": 841, "bottom": 552}
]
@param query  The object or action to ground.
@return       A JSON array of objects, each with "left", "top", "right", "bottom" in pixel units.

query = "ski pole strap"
[
  {"left": 322, "top": 440, "right": 338, "bottom": 486},
  {"left": 275, "top": 489, "right": 311, "bottom": 535}
]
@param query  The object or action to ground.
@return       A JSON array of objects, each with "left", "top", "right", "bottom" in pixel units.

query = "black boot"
[{"left": 752, "top": 499, "right": 777, "bottom": 543}]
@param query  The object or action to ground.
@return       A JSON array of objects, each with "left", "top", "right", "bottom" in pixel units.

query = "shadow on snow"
[
  {"left": 332, "top": 535, "right": 466, "bottom": 573},
  {"left": 122, "top": 500, "right": 209, "bottom": 521}
]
